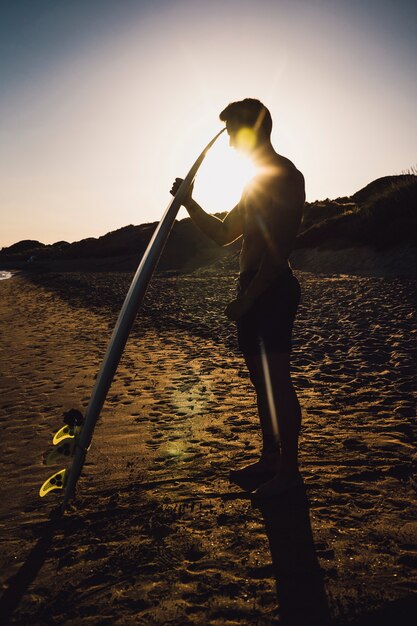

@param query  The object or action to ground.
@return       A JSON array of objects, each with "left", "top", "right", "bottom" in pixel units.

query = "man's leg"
[
  {"left": 253, "top": 351, "right": 302, "bottom": 496},
  {"left": 247, "top": 352, "right": 281, "bottom": 458},
  {"left": 230, "top": 353, "right": 280, "bottom": 478}
]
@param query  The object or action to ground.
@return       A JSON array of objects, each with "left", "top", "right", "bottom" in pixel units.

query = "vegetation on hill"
[{"left": 297, "top": 175, "right": 416, "bottom": 250}]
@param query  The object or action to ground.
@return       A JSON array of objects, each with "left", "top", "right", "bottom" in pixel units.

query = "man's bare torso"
[{"left": 239, "top": 154, "right": 305, "bottom": 273}]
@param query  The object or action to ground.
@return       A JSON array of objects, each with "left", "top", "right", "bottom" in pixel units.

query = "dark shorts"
[{"left": 236, "top": 268, "right": 301, "bottom": 355}]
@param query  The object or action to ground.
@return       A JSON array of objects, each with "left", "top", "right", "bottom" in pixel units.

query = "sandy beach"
[{"left": 0, "top": 269, "right": 416, "bottom": 625}]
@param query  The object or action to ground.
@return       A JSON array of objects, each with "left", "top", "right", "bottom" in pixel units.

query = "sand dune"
[{"left": 0, "top": 271, "right": 416, "bottom": 625}]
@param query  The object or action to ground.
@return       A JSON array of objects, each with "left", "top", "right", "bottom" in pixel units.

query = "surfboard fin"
[
  {"left": 40, "top": 409, "right": 84, "bottom": 497},
  {"left": 44, "top": 440, "right": 76, "bottom": 465},
  {"left": 39, "top": 469, "right": 67, "bottom": 497},
  {"left": 52, "top": 424, "right": 82, "bottom": 445},
  {"left": 52, "top": 409, "right": 84, "bottom": 444}
]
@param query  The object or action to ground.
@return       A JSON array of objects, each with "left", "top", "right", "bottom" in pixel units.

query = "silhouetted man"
[{"left": 171, "top": 99, "right": 305, "bottom": 497}]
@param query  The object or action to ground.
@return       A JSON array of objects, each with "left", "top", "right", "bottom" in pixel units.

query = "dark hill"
[
  {"left": 297, "top": 175, "right": 417, "bottom": 250},
  {"left": 1, "top": 174, "right": 415, "bottom": 272},
  {"left": 351, "top": 174, "right": 415, "bottom": 204},
  {"left": 5, "top": 240, "right": 46, "bottom": 253},
  {"left": 0, "top": 218, "right": 237, "bottom": 272}
]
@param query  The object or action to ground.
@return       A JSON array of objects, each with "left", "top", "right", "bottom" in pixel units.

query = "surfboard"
[{"left": 40, "top": 127, "right": 225, "bottom": 513}]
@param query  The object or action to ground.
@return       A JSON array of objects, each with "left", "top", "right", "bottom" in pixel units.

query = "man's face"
[
  {"left": 226, "top": 121, "right": 240, "bottom": 149},
  {"left": 226, "top": 121, "right": 257, "bottom": 154}
]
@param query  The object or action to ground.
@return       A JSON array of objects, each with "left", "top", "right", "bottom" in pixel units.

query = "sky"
[{"left": 0, "top": 0, "right": 416, "bottom": 247}]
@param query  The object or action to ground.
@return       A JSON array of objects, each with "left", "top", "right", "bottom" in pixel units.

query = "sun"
[{"left": 192, "top": 132, "right": 257, "bottom": 213}]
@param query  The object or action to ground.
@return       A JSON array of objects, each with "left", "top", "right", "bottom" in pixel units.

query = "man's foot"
[
  {"left": 251, "top": 470, "right": 303, "bottom": 499},
  {"left": 229, "top": 454, "right": 280, "bottom": 481}
]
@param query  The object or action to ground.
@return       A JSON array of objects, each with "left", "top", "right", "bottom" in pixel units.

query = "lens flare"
[
  {"left": 193, "top": 134, "right": 257, "bottom": 211},
  {"left": 165, "top": 441, "right": 186, "bottom": 458},
  {"left": 235, "top": 127, "right": 257, "bottom": 152}
]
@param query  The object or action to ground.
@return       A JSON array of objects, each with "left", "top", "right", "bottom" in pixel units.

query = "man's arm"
[
  {"left": 225, "top": 170, "right": 304, "bottom": 321},
  {"left": 170, "top": 177, "right": 243, "bottom": 246},
  {"left": 186, "top": 199, "right": 243, "bottom": 246},
  {"left": 243, "top": 252, "right": 287, "bottom": 302},
  {"left": 242, "top": 209, "right": 302, "bottom": 304},
  {"left": 225, "top": 251, "right": 287, "bottom": 321}
]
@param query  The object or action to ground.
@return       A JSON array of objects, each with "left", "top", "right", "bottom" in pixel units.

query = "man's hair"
[{"left": 219, "top": 98, "right": 272, "bottom": 138}]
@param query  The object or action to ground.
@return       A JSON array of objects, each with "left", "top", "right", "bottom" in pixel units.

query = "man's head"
[{"left": 219, "top": 98, "right": 272, "bottom": 152}]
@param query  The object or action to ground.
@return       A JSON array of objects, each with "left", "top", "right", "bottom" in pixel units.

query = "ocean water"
[{"left": 0, "top": 271, "right": 12, "bottom": 280}]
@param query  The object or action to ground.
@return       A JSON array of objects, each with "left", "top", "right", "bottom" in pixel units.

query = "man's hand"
[
  {"left": 170, "top": 177, "right": 194, "bottom": 207},
  {"left": 224, "top": 294, "right": 253, "bottom": 321}
]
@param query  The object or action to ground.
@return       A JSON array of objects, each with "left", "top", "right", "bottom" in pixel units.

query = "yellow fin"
[
  {"left": 44, "top": 440, "right": 75, "bottom": 465},
  {"left": 39, "top": 469, "right": 67, "bottom": 497},
  {"left": 52, "top": 424, "right": 81, "bottom": 445}
]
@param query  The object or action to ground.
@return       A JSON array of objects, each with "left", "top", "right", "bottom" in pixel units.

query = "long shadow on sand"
[
  {"left": 252, "top": 484, "right": 331, "bottom": 625},
  {"left": 0, "top": 517, "right": 59, "bottom": 625},
  {"left": 249, "top": 483, "right": 417, "bottom": 626}
]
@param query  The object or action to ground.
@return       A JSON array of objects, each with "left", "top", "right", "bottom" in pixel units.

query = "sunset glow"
[
  {"left": 192, "top": 134, "right": 257, "bottom": 215},
  {"left": 0, "top": 0, "right": 416, "bottom": 247}
]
